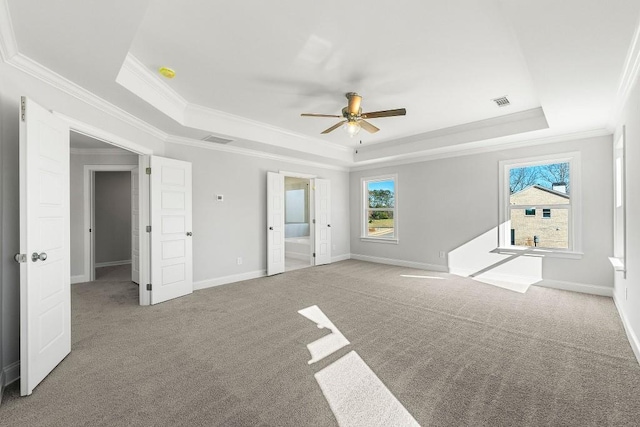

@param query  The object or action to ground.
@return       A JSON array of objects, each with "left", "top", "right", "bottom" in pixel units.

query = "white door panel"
[
  {"left": 267, "top": 172, "right": 285, "bottom": 275},
  {"left": 150, "top": 156, "right": 193, "bottom": 304},
  {"left": 314, "top": 178, "right": 332, "bottom": 266},
  {"left": 19, "top": 97, "right": 71, "bottom": 395}
]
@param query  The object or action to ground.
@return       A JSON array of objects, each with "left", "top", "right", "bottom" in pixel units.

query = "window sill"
[
  {"left": 360, "top": 237, "right": 399, "bottom": 245},
  {"left": 494, "top": 246, "right": 583, "bottom": 259},
  {"left": 608, "top": 257, "right": 625, "bottom": 272}
]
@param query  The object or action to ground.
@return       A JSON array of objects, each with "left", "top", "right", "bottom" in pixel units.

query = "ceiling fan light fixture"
[{"left": 344, "top": 121, "right": 361, "bottom": 137}]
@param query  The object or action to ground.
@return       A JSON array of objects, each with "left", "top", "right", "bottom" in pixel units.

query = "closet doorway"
[{"left": 284, "top": 177, "right": 312, "bottom": 272}]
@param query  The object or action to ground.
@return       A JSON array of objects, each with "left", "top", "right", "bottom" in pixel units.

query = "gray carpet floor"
[{"left": 1, "top": 260, "right": 639, "bottom": 426}]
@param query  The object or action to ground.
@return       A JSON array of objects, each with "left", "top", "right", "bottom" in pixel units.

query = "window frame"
[
  {"left": 361, "top": 174, "right": 398, "bottom": 244},
  {"left": 542, "top": 208, "right": 551, "bottom": 219},
  {"left": 498, "top": 152, "right": 582, "bottom": 258}
]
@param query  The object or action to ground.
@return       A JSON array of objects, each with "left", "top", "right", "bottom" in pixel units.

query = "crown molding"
[
  {"left": 166, "top": 135, "right": 349, "bottom": 172},
  {"left": 349, "top": 128, "right": 611, "bottom": 172},
  {"left": 70, "top": 148, "right": 138, "bottom": 156},
  {"left": 610, "top": 12, "right": 640, "bottom": 129},
  {"left": 0, "top": 0, "right": 17, "bottom": 61}
]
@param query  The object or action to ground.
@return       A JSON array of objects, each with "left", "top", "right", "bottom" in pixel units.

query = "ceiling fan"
[{"left": 301, "top": 92, "right": 406, "bottom": 137}]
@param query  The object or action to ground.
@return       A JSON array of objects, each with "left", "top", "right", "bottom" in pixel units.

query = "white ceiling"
[{"left": 4, "top": 0, "right": 640, "bottom": 167}]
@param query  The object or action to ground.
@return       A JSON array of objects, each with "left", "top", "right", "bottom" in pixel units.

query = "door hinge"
[
  {"left": 312, "top": 219, "right": 316, "bottom": 224},
  {"left": 14, "top": 253, "right": 27, "bottom": 263},
  {"left": 21, "top": 97, "right": 26, "bottom": 122},
  {"left": 146, "top": 283, "right": 152, "bottom": 291},
  {"left": 146, "top": 225, "right": 151, "bottom": 232},
  {"left": 313, "top": 253, "right": 316, "bottom": 258},
  {"left": 145, "top": 167, "right": 151, "bottom": 175}
]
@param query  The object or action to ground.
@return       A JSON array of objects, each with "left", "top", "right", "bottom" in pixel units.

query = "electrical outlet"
[
  {"left": 216, "top": 194, "right": 224, "bottom": 202},
  {"left": 439, "top": 251, "right": 445, "bottom": 259},
  {"left": 237, "top": 257, "right": 242, "bottom": 265}
]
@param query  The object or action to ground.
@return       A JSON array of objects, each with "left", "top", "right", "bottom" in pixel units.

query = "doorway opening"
[
  {"left": 284, "top": 177, "right": 313, "bottom": 272},
  {"left": 70, "top": 131, "right": 141, "bottom": 304}
]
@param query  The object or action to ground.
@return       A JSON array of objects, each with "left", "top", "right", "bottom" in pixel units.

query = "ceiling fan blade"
[
  {"left": 347, "top": 93, "right": 362, "bottom": 115},
  {"left": 321, "top": 120, "right": 347, "bottom": 134},
  {"left": 359, "top": 120, "right": 380, "bottom": 134},
  {"left": 361, "top": 108, "right": 406, "bottom": 119},
  {"left": 301, "top": 113, "right": 342, "bottom": 118}
]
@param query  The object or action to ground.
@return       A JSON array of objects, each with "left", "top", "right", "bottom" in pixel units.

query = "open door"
[
  {"left": 149, "top": 155, "right": 193, "bottom": 304},
  {"left": 314, "top": 178, "right": 332, "bottom": 266},
  {"left": 267, "top": 172, "right": 285, "bottom": 275},
  {"left": 18, "top": 97, "right": 71, "bottom": 395},
  {"left": 131, "top": 166, "right": 140, "bottom": 284}
]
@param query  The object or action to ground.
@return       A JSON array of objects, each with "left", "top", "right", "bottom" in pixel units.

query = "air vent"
[
  {"left": 492, "top": 96, "right": 510, "bottom": 107},
  {"left": 202, "top": 135, "right": 233, "bottom": 144}
]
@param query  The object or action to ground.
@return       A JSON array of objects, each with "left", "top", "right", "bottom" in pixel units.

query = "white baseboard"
[
  {"left": 535, "top": 279, "right": 613, "bottom": 297},
  {"left": 613, "top": 293, "right": 640, "bottom": 365},
  {"left": 332, "top": 253, "right": 351, "bottom": 263},
  {"left": 95, "top": 260, "right": 131, "bottom": 268},
  {"left": 3, "top": 361, "right": 20, "bottom": 387},
  {"left": 71, "top": 274, "right": 88, "bottom": 284},
  {"left": 194, "top": 270, "right": 266, "bottom": 291},
  {"left": 350, "top": 254, "right": 448, "bottom": 272}
]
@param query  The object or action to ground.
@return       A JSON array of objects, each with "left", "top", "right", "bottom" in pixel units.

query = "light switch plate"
[{"left": 216, "top": 194, "right": 224, "bottom": 201}]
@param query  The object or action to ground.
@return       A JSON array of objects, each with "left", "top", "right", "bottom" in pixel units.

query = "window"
[
  {"left": 499, "top": 153, "right": 581, "bottom": 256},
  {"left": 362, "top": 175, "right": 397, "bottom": 242}
]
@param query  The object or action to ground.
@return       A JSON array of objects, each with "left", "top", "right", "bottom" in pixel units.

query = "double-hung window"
[
  {"left": 499, "top": 153, "right": 581, "bottom": 257},
  {"left": 362, "top": 175, "right": 398, "bottom": 243}
]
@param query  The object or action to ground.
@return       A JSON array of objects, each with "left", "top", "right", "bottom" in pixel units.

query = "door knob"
[
  {"left": 186, "top": 232, "right": 193, "bottom": 236},
  {"left": 31, "top": 252, "right": 47, "bottom": 262},
  {"left": 269, "top": 226, "right": 274, "bottom": 230},
  {"left": 327, "top": 224, "right": 331, "bottom": 228}
]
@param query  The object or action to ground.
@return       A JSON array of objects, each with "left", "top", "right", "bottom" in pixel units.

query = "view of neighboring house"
[{"left": 510, "top": 184, "right": 570, "bottom": 248}]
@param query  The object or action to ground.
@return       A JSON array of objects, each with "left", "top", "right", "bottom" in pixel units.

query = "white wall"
[
  {"left": 350, "top": 134, "right": 613, "bottom": 290},
  {"left": 0, "top": 60, "right": 164, "bottom": 385},
  {"left": 94, "top": 171, "right": 132, "bottom": 265},
  {"left": 164, "top": 144, "right": 351, "bottom": 286},
  {"left": 69, "top": 154, "right": 138, "bottom": 277},
  {"left": 613, "top": 71, "right": 640, "bottom": 362}
]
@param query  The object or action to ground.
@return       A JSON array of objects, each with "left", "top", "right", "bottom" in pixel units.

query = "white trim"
[
  {"left": 332, "top": 254, "right": 351, "bottom": 263},
  {"left": 494, "top": 247, "right": 584, "bottom": 260},
  {"left": 70, "top": 148, "right": 137, "bottom": 156},
  {"left": 609, "top": 13, "right": 640, "bottom": 129},
  {"left": 57, "top": 113, "right": 154, "bottom": 156},
  {"left": 95, "top": 260, "right": 131, "bottom": 268},
  {"left": 194, "top": 270, "right": 266, "bottom": 290},
  {"left": 361, "top": 174, "right": 398, "bottom": 242},
  {"left": 349, "top": 129, "right": 610, "bottom": 172},
  {"left": 534, "top": 280, "right": 613, "bottom": 297},
  {"left": 3, "top": 361, "right": 20, "bottom": 386},
  {"left": 613, "top": 293, "right": 640, "bottom": 365},
  {"left": 83, "top": 165, "right": 138, "bottom": 284},
  {"left": 0, "top": 0, "right": 18, "bottom": 61},
  {"left": 71, "top": 274, "right": 88, "bottom": 285},
  {"left": 350, "top": 254, "right": 448, "bottom": 272},
  {"left": 166, "top": 135, "right": 349, "bottom": 172},
  {"left": 6, "top": 53, "right": 168, "bottom": 141},
  {"left": 279, "top": 170, "right": 317, "bottom": 178},
  {"left": 498, "top": 151, "right": 582, "bottom": 254}
]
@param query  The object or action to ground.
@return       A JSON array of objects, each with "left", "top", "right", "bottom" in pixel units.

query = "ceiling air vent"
[
  {"left": 492, "top": 96, "right": 510, "bottom": 107},
  {"left": 202, "top": 135, "right": 233, "bottom": 144}
]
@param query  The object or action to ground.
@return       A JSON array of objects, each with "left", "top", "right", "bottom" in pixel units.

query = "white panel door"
[
  {"left": 314, "top": 178, "right": 332, "bottom": 266},
  {"left": 150, "top": 156, "right": 193, "bottom": 304},
  {"left": 131, "top": 166, "right": 140, "bottom": 284},
  {"left": 267, "top": 172, "right": 285, "bottom": 275},
  {"left": 19, "top": 97, "right": 71, "bottom": 396}
]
